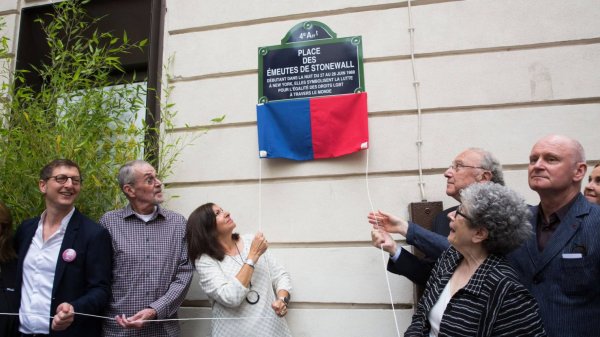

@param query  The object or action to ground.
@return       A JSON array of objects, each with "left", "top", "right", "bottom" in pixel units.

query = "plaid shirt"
[{"left": 100, "top": 204, "right": 193, "bottom": 337}]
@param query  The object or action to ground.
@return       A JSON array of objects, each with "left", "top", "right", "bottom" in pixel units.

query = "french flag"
[{"left": 257, "top": 92, "right": 369, "bottom": 160}]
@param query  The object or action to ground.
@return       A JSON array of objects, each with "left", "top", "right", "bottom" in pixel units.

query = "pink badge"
[{"left": 62, "top": 248, "right": 77, "bottom": 262}]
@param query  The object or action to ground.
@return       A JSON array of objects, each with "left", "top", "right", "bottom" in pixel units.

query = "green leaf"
[
  {"left": 73, "top": 68, "right": 81, "bottom": 81},
  {"left": 0, "top": 4, "right": 205, "bottom": 225},
  {"left": 211, "top": 115, "right": 226, "bottom": 123}
]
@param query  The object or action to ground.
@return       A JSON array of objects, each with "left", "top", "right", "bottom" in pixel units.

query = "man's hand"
[
  {"left": 368, "top": 210, "right": 409, "bottom": 236},
  {"left": 371, "top": 229, "right": 398, "bottom": 255},
  {"left": 115, "top": 308, "right": 157, "bottom": 329},
  {"left": 52, "top": 302, "right": 74, "bottom": 331}
]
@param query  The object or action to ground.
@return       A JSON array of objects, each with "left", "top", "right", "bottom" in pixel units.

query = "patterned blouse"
[
  {"left": 196, "top": 234, "right": 292, "bottom": 337},
  {"left": 406, "top": 247, "right": 546, "bottom": 337}
]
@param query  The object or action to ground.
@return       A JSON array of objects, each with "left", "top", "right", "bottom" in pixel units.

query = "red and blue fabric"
[{"left": 257, "top": 92, "right": 369, "bottom": 160}]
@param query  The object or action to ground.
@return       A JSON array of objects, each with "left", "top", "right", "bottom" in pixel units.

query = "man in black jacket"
[{"left": 14, "top": 159, "right": 112, "bottom": 337}]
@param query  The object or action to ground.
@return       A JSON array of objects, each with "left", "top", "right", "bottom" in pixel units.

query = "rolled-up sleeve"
[{"left": 265, "top": 252, "right": 292, "bottom": 295}]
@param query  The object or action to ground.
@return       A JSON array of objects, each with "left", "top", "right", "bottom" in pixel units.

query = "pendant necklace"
[{"left": 233, "top": 242, "right": 260, "bottom": 304}]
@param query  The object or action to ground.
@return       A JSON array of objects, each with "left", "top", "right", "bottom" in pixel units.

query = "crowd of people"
[
  {"left": 0, "top": 133, "right": 598, "bottom": 337},
  {"left": 371, "top": 134, "right": 600, "bottom": 337},
  {"left": 0, "top": 158, "right": 291, "bottom": 337}
]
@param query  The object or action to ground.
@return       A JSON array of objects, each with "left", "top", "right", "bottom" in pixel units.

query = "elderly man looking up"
[
  {"left": 374, "top": 135, "right": 600, "bottom": 337},
  {"left": 100, "top": 160, "right": 193, "bottom": 337},
  {"left": 370, "top": 148, "right": 504, "bottom": 285}
]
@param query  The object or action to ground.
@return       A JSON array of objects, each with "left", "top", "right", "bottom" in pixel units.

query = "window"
[{"left": 16, "top": 0, "right": 165, "bottom": 159}]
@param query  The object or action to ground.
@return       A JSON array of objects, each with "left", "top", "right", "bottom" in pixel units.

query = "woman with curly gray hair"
[{"left": 405, "top": 183, "right": 547, "bottom": 337}]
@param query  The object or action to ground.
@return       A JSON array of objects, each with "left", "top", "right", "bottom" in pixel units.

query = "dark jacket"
[
  {"left": 0, "top": 258, "right": 19, "bottom": 337},
  {"left": 387, "top": 206, "right": 455, "bottom": 285},
  {"left": 508, "top": 194, "right": 600, "bottom": 337},
  {"left": 14, "top": 208, "right": 112, "bottom": 337}
]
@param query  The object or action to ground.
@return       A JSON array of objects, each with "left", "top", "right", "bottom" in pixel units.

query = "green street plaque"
[{"left": 258, "top": 21, "right": 365, "bottom": 103}]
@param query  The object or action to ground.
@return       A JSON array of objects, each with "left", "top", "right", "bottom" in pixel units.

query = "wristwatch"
[
  {"left": 245, "top": 258, "right": 255, "bottom": 268},
  {"left": 278, "top": 295, "right": 290, "bottom": 305}
]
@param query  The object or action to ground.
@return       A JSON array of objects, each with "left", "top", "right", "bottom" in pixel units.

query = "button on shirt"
[
  {"left": 100, "top": 204, "right": 193, "bottom": 337},
  {"left": 19, "top": 209, "right": 74, "bottom": 334}
]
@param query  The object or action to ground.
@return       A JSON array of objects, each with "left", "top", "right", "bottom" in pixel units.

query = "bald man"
[{"left": 508, "top": 135, "right": 600, "bottom": 337}]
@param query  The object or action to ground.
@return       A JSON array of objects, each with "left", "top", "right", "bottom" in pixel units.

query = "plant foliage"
[{"left": 0, "top": 0, "right": 219, "bottom": 224}]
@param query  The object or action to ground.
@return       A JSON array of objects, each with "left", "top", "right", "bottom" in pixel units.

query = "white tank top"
[{"left": 427, "top": 281, "right": 452, "bottom": 337}]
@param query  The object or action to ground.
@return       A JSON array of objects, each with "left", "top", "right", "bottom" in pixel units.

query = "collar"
[
  {"left": 537, "top": 194, "right": 579, "bottom": 228},
  {"left": 123, "top": 203, "right": 164, "bottom": 221},
  {"left": 39, "top": 207, "right": 76, "bottom": 233},
  {"left": 443, "top": 247, "right": 502, "bottom": 296}
]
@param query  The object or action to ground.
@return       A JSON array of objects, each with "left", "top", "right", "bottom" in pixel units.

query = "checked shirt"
[{"left": 100, "top": 204, "right": 193, "bottom": 337}]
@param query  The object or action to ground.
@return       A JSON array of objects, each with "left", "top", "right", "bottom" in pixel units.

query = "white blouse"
[{"left": 196, "top": 234, "right": 292, "bottom": 337}]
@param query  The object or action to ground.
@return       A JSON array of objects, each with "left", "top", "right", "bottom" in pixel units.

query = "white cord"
[
  {"left": 257, "top": 157, "right": 275, "bottom": 304},
  {"left": 407, "top": 0, "right": 427, "bottom": 202},
  {"left": 365, "top": 147, "right": 402, "bottom": 337},
  {"left": 258, "top": 157, "right": 263, "bottom": 232},
  {"left": 0, "top": 312, "right": 278, "bottom": 322}
]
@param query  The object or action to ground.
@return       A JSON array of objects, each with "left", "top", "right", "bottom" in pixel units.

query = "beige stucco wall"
[
  {"left": 164, "top": 1, "right": 600, "bottom": 335},
  {"left": 164, "top": 0, "right": 600, "bottom": 335},
  {"left": 2, "top": 0, "right": 600, "bottom": 336}
]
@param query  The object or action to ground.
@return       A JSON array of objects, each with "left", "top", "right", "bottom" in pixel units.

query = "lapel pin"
[{"left": 62, "top": 248, "right": 77, "bottom": 262}]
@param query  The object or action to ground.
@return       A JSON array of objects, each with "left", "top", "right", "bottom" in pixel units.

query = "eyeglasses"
[
  {"left": 138, "top": 174, "right": 162, "bottom": 186},
  {"left": 449, "top": 162, "right": 485, "bottom": 171},
  {"left": 455, "top": 205, "right": 472, "bottom": 222},
  {"left": 47, "top": 174, "right": 82, "bottom": 185},
  {"left": 143, "top": 176, "right": 158, "bottom": 185}
]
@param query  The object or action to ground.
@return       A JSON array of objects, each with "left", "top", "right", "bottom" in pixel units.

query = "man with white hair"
[
  {"left": 100, "top": 160, "right": 193, "bottom": 337},
  {"left": 370, "top": 147, "right": 504, "bottom": 285}
]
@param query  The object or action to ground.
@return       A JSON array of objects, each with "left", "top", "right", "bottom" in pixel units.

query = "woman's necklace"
[{"left": 232, "top": 242, "right": 260, "bottom": 305}]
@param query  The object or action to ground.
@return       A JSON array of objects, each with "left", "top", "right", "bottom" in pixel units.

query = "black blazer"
[
  {"left": 508, "top": 195, "right": 600, "bottom": 337},
  {"left": 0, "top": 258, "right": 19, "bottom": 337},
  {"left": 14, "top": 208, "right": 112, "bottom": 337}
]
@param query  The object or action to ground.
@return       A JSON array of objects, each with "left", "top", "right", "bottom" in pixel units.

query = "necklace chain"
[
  {"left": 224, "top": 239, "right": 260, "bottom": 304},
  {"left": 231, "top": 241, "right": 255, "bottom": 291},
  {"left": 232, "top": 242, "right": 245, "bottom": 266}
]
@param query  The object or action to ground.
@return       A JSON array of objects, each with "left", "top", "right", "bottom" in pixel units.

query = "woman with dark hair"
[
  {"left": 186, "top": 203, "right": 292, "bottom": 337},
  {"left": 0, "top": 200, "right": 18, "bottom": 336},
  {"left": 371, "top": 183, "right": 546, "bottom": 337}
]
